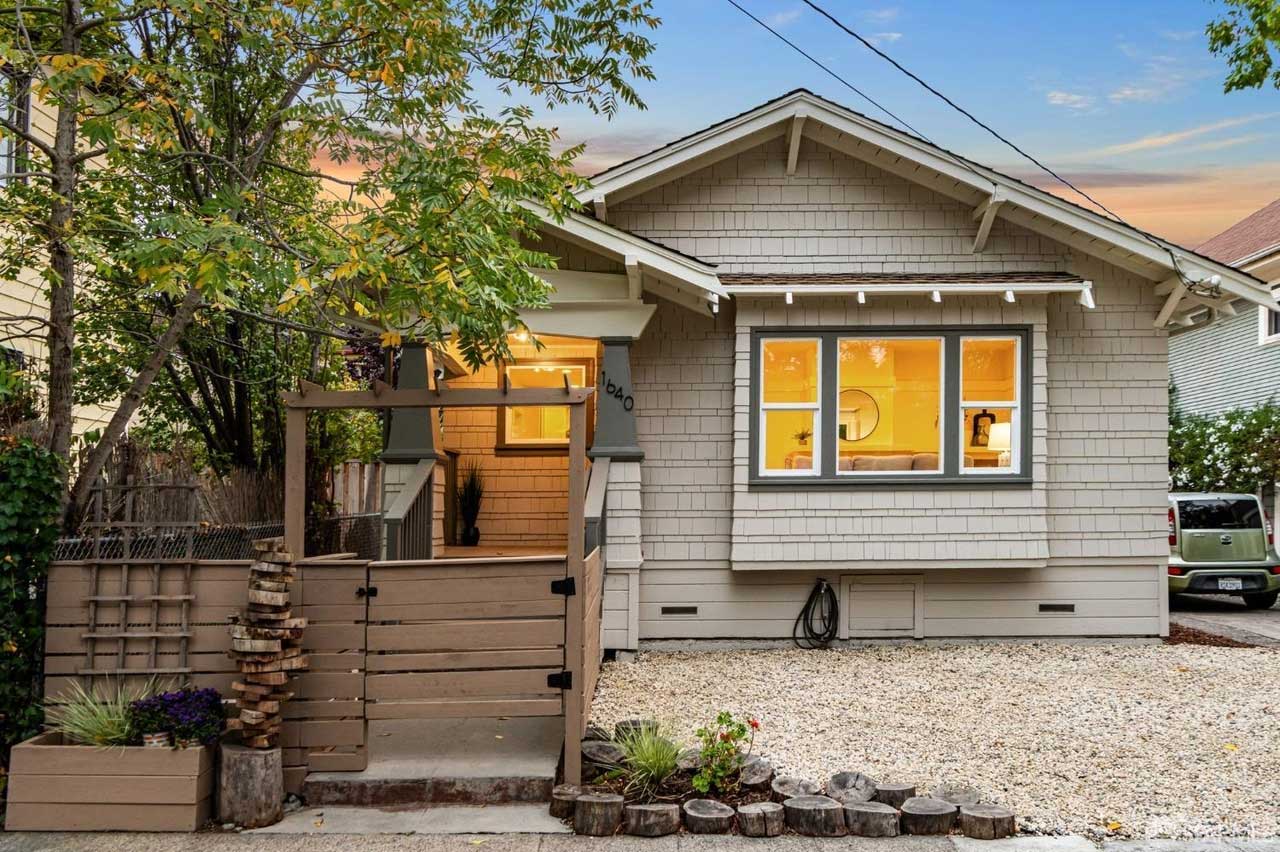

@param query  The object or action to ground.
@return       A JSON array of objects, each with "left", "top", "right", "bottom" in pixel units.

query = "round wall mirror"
[{"left": 838, "top": 389, "right": 879, "bottom": 441}]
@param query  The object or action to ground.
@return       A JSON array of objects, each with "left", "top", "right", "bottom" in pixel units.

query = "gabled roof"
[
  {"left": 584, "top": 89, "right": 1274, "bottom": 310},
  {"left": 1198, "top": 197, "right": 1280, "bottom": 267}
]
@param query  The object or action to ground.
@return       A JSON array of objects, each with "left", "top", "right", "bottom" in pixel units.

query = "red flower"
[
  {"left": 748, "top": 718, "right": 760, "bottom": 730},
  {"left": 719, "top": 731, "right": 732, "bottom": 742}
]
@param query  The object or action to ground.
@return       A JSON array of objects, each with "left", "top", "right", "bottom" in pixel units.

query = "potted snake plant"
[{"left": 456, "top": 460, "right": 484, "bottom": 546}]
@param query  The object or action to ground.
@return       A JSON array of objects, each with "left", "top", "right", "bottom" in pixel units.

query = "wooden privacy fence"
[{"left": 44, "top": 544, "right": 606, "bottom": 792}]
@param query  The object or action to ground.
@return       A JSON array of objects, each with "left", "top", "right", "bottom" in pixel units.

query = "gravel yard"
[{"left": 589, "top": 643, "right": 1280, "bottom": 841}]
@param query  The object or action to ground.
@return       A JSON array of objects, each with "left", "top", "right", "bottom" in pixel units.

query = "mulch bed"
[{"left": 1163, "top": 622, "right": 1257, "bottom": 648}]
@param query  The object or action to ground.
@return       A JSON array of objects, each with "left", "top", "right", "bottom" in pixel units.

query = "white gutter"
[{"left": 722, "top": 280, "right": 1095, "bottom": 306}]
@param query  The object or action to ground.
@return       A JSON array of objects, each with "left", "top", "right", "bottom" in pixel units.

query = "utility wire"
[{"left": 725, "top": 0, "right": 1203, "bottom": 291}]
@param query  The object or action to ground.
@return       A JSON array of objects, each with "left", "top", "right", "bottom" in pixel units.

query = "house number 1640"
[{"left": 599, "top": 370, "right": 634, "bottom": 412}]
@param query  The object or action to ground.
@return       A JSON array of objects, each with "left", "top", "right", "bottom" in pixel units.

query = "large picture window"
[{"left": 751, "top": 327, "right": 1031, "bottom": 485}]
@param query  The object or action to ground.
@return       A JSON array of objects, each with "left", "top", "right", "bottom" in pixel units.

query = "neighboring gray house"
[
  {"left": 1169, "top": 198, "right": 1280, "bottom": 415},
  {"left": 395, "top": 90, "right": 1275, "bottom": 642}
]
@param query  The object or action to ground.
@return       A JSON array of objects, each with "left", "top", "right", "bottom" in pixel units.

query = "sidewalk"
[{"left": 3, "top": 833, "right": 1280, "bottom": 852}]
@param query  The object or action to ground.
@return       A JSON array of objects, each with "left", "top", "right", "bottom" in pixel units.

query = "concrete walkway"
[
  {"left": 3, "top": 833, "right": 1280, "bottom": 852},
  {"left": 1170, "top": 594, "right": 1280, "bottom": 646}
]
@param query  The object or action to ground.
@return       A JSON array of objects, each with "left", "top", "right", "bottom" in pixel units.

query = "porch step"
[{"left": 304, "top": 717, "right": 561, "bottom": 807}]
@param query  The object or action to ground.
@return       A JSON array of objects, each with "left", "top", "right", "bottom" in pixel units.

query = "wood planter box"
[{"left": 6, "top": 732, "right": 213, "bottom": 832}]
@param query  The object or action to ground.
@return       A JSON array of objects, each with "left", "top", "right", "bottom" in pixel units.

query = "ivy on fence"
[
  {"left": 0, "top": 437, "right": 63, "bottom": 765},
  {"left": 1170, "top": 401, "right": 1280, "bottom": 494}
]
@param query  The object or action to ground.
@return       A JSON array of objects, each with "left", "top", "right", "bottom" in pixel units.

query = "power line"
[{"left": 796, "top": 0, "right": 1130, "bottom": 225}]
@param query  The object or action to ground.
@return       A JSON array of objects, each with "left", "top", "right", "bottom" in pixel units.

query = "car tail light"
[
  {"left": 1271, "top": 566, "right": 1280, "bottom": 576},
  {"left": 1168, "top": 565, "right": 1185, "bottom": 576},
  {"left": 1266, "top": 509, "right": 1274, "bottom": 545},
  {"left": 1168, "top": 507, "right": 1177, "bottom": 546}
]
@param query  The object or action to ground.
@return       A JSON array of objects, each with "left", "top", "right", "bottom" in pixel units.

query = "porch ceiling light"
[
  {"left": 1004, "top": 290, "right": 1015, "bottom": 303},
  {"left": 856, "top": 290, "right": 866, "bottom": 304},
  {"left": 931, "top": 289, "right": 942, "bottom": 303},
  {"left": 785, "top": 291, "right": 794, "bottom": 305}
]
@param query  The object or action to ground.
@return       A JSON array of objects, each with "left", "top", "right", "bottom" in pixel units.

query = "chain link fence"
[{"left": 55, "top": 512, "right": 382, "bottom": 562}]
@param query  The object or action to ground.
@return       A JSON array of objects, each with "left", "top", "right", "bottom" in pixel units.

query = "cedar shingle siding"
[{"left": 596, "top": 137, "right": 1167, "bottom": 643}]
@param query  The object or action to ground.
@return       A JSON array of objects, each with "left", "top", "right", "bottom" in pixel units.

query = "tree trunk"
[
  {"left": 66, "top": 286, "right": 204, "bottom": 526},
  {"left": 900, "top": 796, "right": 958, "bottom": 835},
  {"left": 844, "top": 801, "right": 900, "bottom": 837},
  {"left": 737, "top": 801, "right": 785, "bottom": 837},
  {"left": 874, "top": 782, "right": 916, "bottom": 808},
  {"left": 783, "top": 795, "right": 846, "bottom": 837},
  {"left": 682, "top": 799, "right": 734, "bottom": 834},
  {"left": 44, "top": 0, "right": 85, "bottom": 480},
  {"left": 573, "top": 793, "right": 623, "bottom": 836},
  {"left": 623, "top": 803, "right": 680, "bottom": 836},
  {"left": 959, "top": 804, "right": 1016, "bottom": 839},
  {"left": 218, "top": 743, "right": 283, "bottom": 828}
]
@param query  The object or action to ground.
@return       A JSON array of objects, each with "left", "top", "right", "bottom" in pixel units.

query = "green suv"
[{"left": 1169, "top": 493, "right": 1280, "bottom": 609}]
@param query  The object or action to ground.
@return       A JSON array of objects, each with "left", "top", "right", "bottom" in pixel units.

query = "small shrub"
[
  {"left": 614, "top": 723, "right": 680, "bottom": 801},
  {"left": 46, "top": 680, "right": 141, "bottom": 747},
  {"left": 691, "top": 711, "right": 759, "bottom": 794}
]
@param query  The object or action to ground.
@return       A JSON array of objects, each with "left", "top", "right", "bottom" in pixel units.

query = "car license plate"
[{"left": 1218, "top": 577, "right": 1244, "bottom": 591}]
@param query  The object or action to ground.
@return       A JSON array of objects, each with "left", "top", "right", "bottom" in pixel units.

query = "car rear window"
[{"left": 1177, "top": 498, "right": 1262, "bottom": 530}]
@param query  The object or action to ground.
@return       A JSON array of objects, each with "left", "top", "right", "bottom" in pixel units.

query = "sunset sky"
[{"left": 466, "top": 0, "right": 1280, "bottom": 249}]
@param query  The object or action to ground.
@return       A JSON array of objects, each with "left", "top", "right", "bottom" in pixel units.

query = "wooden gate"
[{"left": 363, "top": 555, "right": 572, "bottom": 720}]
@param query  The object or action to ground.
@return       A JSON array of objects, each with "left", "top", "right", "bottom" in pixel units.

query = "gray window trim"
[{"left": 748, "top": 325, "right": 1033, "bottom": 489}]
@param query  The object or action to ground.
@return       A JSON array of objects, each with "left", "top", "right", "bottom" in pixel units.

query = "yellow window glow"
[
  {"left": 504, "top": 364, "right": 586, "bottom": 444},
  {"left": 761, "top": 339, "right": 819, "bottom": 404},
  {"left": 837, "top": 338, "right": 941, "bottom": 472},
  {"left": 961, "top": 338, "right": 1017, "bottom": 402}
]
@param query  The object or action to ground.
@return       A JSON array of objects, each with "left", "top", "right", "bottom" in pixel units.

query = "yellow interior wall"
[
  {"left": 440, "top": 334, "right": 598, "bottom": 547},
  {"left": 838, "top": 339, "right": 940, "bottom": 457}
]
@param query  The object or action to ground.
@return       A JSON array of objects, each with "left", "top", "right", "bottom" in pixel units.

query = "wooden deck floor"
[{"left": 434, "top": 545, "right": 566, "bottom": 560}]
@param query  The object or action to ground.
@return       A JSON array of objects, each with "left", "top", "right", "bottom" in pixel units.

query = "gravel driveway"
[{"left": 589, "top": 643, "right": 1280, "bottom": 841}]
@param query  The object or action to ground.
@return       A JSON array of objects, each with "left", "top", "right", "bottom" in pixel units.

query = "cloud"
[
  {"left": 862, "top": 7, "right": 898, "bottom": 23},
  {"left": 1028, "top": 161, "right": 1280, "bottom": 247},
  {"left": 766, "top": 7, "right": 802, "bottom": 27},
  {"left": 1046, "top": 90, "right": 1094, "bottom": 110},
  {"left": 869, "top": 32, "right": 902, "bottom": 45},
  {"left": 1007, "top": 167, "right": 1199, "bottom": 189},
  {"left": 548, "top": 127, "right": 686, "bottom": 175},
  {"left": 1160, "top": 29, "right": 1199, "bottom": 42},
  {"left": 1107, "top": 52, "right": 1214, "bottom": 103},
  {"left": 1076, "top": 113, "right": 1279, "bottom": 158}
]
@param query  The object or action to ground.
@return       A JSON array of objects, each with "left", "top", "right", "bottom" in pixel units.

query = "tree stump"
[
  {"left": 583, "top": 724, "right": 610, "bottom": 742},
  {"left": 219, "top": 743, "right": 283, "bottom": 828},
  {"left": 625, "top": 803, "right": 681, "bottom": 837},
  {"left": 783, "top": 795, "right": 846, "bottom": 837},
  {"left": 739, "top": 755, "right": 775, "bottom": 790},
  {"left": 550, "top": 784, "right": 585, "bottom": 819},
  {"left": 737, "top": 801, "right": 785, "bottom": 837},
  {"left": 844, "top": 801, "right": 900, "bottom": 837},
  {"left": 827, "top": 771, "right": 878, "bottom": 804},
  {"left": 581, "top": 740, "right": 625, "bottom": 778},
  {"left": 931, "top": 781, "right": 981, "bottom": 807},
  {"left": 959, "top": 804, "right": 1017, "bottom": 839},
  {"left": 677, "top": 748, "right": 702, "bottom": 772},
  {"left": 574, "top": 793, "right": 624, "bottom": 836},
  {"left": 771, "top": 775, "right": 819, "bottom": 802},
  {"left": 683, "top": 799, "right": 735, "bottom": 834},
  {"left": 874, "top": 782, "right": 916, "bottom": 809},
  {"left": 901, "top": 796, "right": 958, "bottom": 835},
  {"left": 614, "top": 718, "right": 659, "bottom": 741}
]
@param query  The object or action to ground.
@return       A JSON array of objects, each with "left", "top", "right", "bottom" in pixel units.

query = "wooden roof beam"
[
  {"left": 971, "top": 188, "right": 1006, "bottom": 254},
  {"left": 786, "top": 113, "right": 807, "bottom": 176}
]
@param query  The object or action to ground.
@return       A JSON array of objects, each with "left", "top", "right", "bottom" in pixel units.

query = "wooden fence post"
[
  {"left": 284, "top": 408, "right": 306, "bottom": 558},
  {"left": 563, "top": 401, "right": 587, "bottom": 785}
]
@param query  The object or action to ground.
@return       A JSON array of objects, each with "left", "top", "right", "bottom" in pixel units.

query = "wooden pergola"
[{"left": 279, "top": 379, "right": 597, "bottom": 783}]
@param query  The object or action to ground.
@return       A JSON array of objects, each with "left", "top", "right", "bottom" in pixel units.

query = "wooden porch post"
[
  {"left": 284, "top": 407, "right": 306, "bottom": 558},
  {"left": 563, "top": 400, "right": 587, "bottom": 786}
]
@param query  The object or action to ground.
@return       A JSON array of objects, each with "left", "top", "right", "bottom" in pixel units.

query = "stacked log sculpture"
[{"left": 227, "top": 538, "right": 307, "bottom": 749}]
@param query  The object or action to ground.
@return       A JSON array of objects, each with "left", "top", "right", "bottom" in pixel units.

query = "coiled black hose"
[{"left": 793, "top": 577, "right": 839, "bottom": 649}]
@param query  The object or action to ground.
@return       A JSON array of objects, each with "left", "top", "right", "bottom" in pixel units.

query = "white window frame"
[
  {"left": 958, "top": 335, "right": 1021, "bottom": 476},
  {"left": 835, "top": 334, "right": 945, "bottom": 477},
  {"left": 758, "top": 337, "right": 822, "bottom": 477},
  {"left": 1257, "top": 306, "right": 1280, "bottom": 346}
]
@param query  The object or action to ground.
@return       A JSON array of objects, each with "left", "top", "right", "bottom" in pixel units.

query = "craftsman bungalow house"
[{"left": 385, "top": 89, "right": 1275, "bottom": 644}]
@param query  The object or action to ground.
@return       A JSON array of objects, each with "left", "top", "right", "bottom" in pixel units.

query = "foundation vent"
[
  {"left": 660, "top": 605, "right": 698, "bottom": 617},
  {"left": 1038, "top": 603, "right": 1076, "bottom": 613}
]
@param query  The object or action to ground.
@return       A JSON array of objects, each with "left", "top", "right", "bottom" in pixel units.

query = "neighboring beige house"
[
  {"left": 0, "top": 76, "right": 112, "bottom": 433},
  {"left": 386, "top": 90, "right": 1274, "bottom": 643}
]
